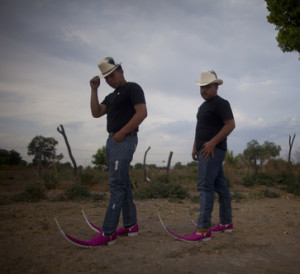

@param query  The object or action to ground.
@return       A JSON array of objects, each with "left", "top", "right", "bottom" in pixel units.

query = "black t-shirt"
[
  {"left": 101, "top": 82, "right": 146, "bottom": 133},
  {"left": 195, "top": 95, "right": 234, "bottom": 151}
]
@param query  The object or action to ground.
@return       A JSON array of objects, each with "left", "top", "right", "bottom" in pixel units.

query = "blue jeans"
[
  {"left": 102, "top": 135, "right": 138, "bottom": 235},
  {"left": 196, "top": 148, "right": 232, "bottom": 229}
]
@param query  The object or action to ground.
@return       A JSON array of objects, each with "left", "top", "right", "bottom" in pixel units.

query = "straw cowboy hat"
[
  {"left": 98, "top": 57, "right": 121, "bottom": 77},
  {"left": 195, "top": 70, "right": 223, "bottom": 86}
]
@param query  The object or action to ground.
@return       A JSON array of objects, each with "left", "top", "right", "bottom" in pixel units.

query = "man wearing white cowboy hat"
[
  {"left": 189, "top": 70, "right": 235, "bottom": 241},
  {"left": 88, "top": 57, "right": 147, "bottom": 246}
]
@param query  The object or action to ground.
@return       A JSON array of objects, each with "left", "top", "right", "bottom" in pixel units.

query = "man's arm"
[
  {"left": 90, "top": 76, "right": 107, "bottom": 118},
  {"left": 113, "top": 103, "right": 148, "bottom": 142},
  {"left": 192, "top": 139, "right": 198, "bottom": 161},
  {"left": 200, "top": 119, "right": 235, "bottom": 158}
]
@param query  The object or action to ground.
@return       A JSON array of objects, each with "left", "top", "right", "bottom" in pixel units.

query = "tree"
[
  {"left": 243, "top": 140, "right": 262, "bottom": 173},
  {"left": 27, "top": 136, "right": 60, "bottom": 175},
  {"left": 225, "top": 150, "right": 241, "bottom": 169},
  {"left": 134, "top": 163, "right": 143, "bottom": 169},
  {"left": 243, "top": 139, "right": 281, "bottom": 173},
  {"left": 0, "top": 149, "right": 23, "bottom": 166},
  {"left": 265, "top": 0, "right": 300, "bottom": 57},
  {"left": 92, "top": 146, "right": 108, "bottom": 170},
  {"left": 260, "top": 141, "right": 281, "bottom": 165},
  {"left": 187, "top": 161, "right": 197, "bottom": 168},
  {"left": 174, "top": 162, "right": 184, "bottom": 169}
]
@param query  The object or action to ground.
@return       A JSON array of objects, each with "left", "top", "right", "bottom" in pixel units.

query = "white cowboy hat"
[
  {"left": 98, "top": 57, "right": 121, "bottom": 77},
  {"left": 195, "top": 70, "right": 223, "bottom": 86}
]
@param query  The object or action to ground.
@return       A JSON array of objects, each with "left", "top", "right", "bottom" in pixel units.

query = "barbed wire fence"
[
  {"left": 1, "top": 145, "right": 195, "bottom": 167},
  {"left": 2, "top": 144, "right": 300, "bottom": 166}
]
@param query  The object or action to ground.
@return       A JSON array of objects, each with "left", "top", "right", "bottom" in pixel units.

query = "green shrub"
[
  {"left": 43, "top": 172, "right": 59, "bottom": 189},
  {"left": 64, "top": 184, "right": 91, "bottom": 201},
  {"left": 249, "top": 190, "right": 264, "bottom": 199},
  {"left": 242, "top": 174, "right": 255, "bottom": 186},
  {"left": 249, "top": 189, "right": 280, "bottom": 199},
  {"left": 231, "top": 190, "right": 246, "bottom": 202},
  {"left": 263, "top": 189, "right": 280, "bottom": 198},
  {"left": 242, "top": 173, "right": 275, "bottom": 187},
  {"left": 190, "top": 194, "right": 199, "bottom": 203},
  {"left": 225, "top": 174, "right": 231, "bottom": 188},
  {"left": 12, "top": 186, "right": 46, "bottom": 202},
  {"left": 285, "top": 181, "right": 300, "bottom": 195},
  {"left": 134, "top": 179, "right": 188, "bottom": 200},
  {"left": 92, "top": 192, "right": 107, "bottom": 201},
  {"left": 268, "top": 172, "right": 300, "bottom": 196},
  {"left": 256, "top": 173, "right": 275, "bottom": 186},
  {"left": 275, "top": 172, "right": 294, "bottom": 184},
  {"left": 80, "top": 170, "right": 96, "bottom": 185},
  {"left": 283, "top": 174, "right": 300, "bottom": 196}
]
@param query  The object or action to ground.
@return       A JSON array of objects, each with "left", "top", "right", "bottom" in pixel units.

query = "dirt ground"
[{"left": 0, "top": 193, "right": 300, "bottom": 274}]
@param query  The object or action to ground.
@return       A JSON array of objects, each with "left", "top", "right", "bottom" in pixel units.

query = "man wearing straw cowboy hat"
[
  {"left": 88, "top": 57, "right": 147, "bottom": 246},
  {"left": 190, "top": 70, "right": 235, "bottom": 241}
]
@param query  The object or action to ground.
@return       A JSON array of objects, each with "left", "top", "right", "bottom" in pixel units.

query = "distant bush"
[
  {"left": 189, "top": 194, "right": 199, "bottom": 203},
  {"left": 249, "top": 189, "right": 280, "bottom": 199},
  {"left": 231, "top": 190, "right": 246, "bottom": 202},
  {"left": 263, "top": 189, "right": 281, "bottom": 198},
  {"left": 134, "top": 178, "right": 188, "bottom": 200},
  {"left": 92, "top": 192, "right": 107, "bottom": 202},
  {"left": 52, "top": 184, "right": 106, "bottom": 202},
  {"left": 12, "top": 186, "right": 46, "bottom": 202},
  {"left": 43, "top": 172, "right": 59, "bottom": 189},
  {"left": 274, "top": 172, "right": 295, "bottom": 185},
  {"left": 242, "top": 174, "right": 255, "bottom": 186},
  {"left": 64, "top": 184, "right": 91, "bottom": 201},
  {"left": 242, "top": 171, "right": 300, "bottom": 196},
  {"left": 225, "top": 174, "right": 232, "bottom": 188},
  {"left": 78, "top": 167, "right": 109, "bottom": 188},
  {"left": 285, "top": 180, "right": 300, "bottom": 196},
  {"left": 0, "top": 149, "right": 23, "bottom": 166},
  {"left": 80, "top": 170, "right": 96, "bottom": 185},
  {"left": 281, "top": 173, "right": 300, "bottom": 196},
  {"left": 242, "top": 173, "right": 275, "bottom": 187}
]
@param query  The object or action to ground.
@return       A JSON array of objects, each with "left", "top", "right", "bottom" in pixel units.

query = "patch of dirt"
[{"left": 0, "top": 196, "right": 299, "bottom": 273}]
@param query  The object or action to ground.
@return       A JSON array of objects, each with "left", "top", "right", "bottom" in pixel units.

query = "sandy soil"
[{"left": 0, "top": 195, "right": 299, "bottom": 274}]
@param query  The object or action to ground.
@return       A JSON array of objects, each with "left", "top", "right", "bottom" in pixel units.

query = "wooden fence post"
[
  {"left": 143, "top": 146, "right": 151, "bottom": 182},
  {"left": 57, "top": 124, "right": 77, "bottom": 175},
  {"left": 166, "top": 151, "right": 173, "bottom": 181}
]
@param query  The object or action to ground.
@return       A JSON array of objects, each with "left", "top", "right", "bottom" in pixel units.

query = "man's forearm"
[
  {"left": 90, "top": 89, "right": 103, "bottom": 118},
  {"left": 210, "top": 120, "right": 235, "bottom": 146},
  {"left": 119, "top": 104, "right": 147, "bottom": 135}
]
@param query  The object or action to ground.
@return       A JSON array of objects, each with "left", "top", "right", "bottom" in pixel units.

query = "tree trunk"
[
  {"left": 288, "top": 133, "right": 296, "bottom": 164},
  {"left": 38, "top": 142, "right": 44, "bottom": 178},
  {"left": 254, "top": 158, "right": 258, "bottom": 175},
  {"left": 57, "top": 124, "right": 77, "bottom": 175}
]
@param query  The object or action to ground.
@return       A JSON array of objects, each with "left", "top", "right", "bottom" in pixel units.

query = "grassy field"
[
  {"left": 0, "top": 163, "right": 300, "bottom": 273},
  {"left": 1, "top": 159, "right": 299, "bottom": 204}
]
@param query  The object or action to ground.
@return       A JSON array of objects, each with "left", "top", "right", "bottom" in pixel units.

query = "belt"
[{"left": 108, "top": 131, "right": 137, "bottom": 138}]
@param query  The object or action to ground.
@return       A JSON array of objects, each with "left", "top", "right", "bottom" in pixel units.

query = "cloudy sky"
[{"left": 1, "top": 0, "right": 299, "bottom": 167}]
